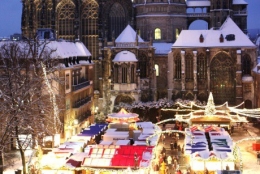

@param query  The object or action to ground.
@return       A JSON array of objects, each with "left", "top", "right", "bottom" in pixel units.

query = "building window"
[
  {"left": 185, "top": 53, "right": 193, "bottom": 80},
  {"left": 138, "top": 29, "right": 141, "bottom": 37},
  {"left": 35, "top": 1, "right": 53, "bottom": 29},
  {"left": 210, "top": 52, "right": 235, "bottom": 104},
  {"left": 57, "top": 2, "right": 75, "bottom": 41},
  {"left": 122, "top": 66, "right": 127, "bottom": 83},
  {"left": 109, "top": 3, "right": 127, "bottom": 40},
  {"left": 155, "top": 28, "right": 161, "bottom": 40},
  {"left": 175, "top": 54, "right": 181, "bottom": 79},
  {"left": 242, "top": 54, "right": 251, "bottom": 75},
  {"left": 65, "top": 74, "right": 70, "bottom": 89},
  {"left": 138, "top": 53, "right": 148, "bottom": 78},
  {"left": 244, "top": 84, "right": 251, "bottom": 92},
  {"left": 81, "top": 1, "right": 98, "bottom": 62},
  {"left": 131, "top": 65, "right": 135, "bottom": 83},
  {"left": 155, "top": 64, "right": 159, "bottom": 76},
  {"left": 197, "top": 53, "right": 207, "bottom": 79},
  {"left": 114, "top": 65, "right": 118, "bottom": 83},
  {"left": 217, "top": 0, "right": 220, "bottom": 9},
  {"left": 73, "top": 70, "right": 80, "bottom": 85},
  {"left": 176, "top": 28, "right": 180, "bottom": 39},
  {"left": 66, "top": 99, "right": 70, "bottom": 110}
]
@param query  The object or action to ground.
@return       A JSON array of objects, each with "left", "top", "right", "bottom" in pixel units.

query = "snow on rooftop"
[
  {"left": 242, "top": 75, "right": 253, "bottom": 82},
  {"left": 172, "top": 17, "right": 255, "bottom": 48},
  {"left": 75, "top": 42, "right": 92, "bottom": 57},
  {"left": 185, "top": 0, "right": 247, "bottom": 6},
  {"left": 46, "top": 41, "right": 91, "bottom": 58},
  {"left": 233, "top": 0, "right": 248, "bottom": 5},
  {"left": 153, "top": 43, "right": 173, "bottom": 55},
  {"left": 0, "top": 40, "right": 91, "bottom": 59},
  {"left": 186, "top": 0, "right": 210, "bottom": 7},
  {"left": 116, "top": 25, "right": 144, "bottom": 43},
  {"left": 113, "top": 50, "right": 138, "bottom": 62}
]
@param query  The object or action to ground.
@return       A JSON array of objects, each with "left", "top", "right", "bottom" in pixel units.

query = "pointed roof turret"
[{"left": 115, "top": 25, "right": 144, "bottom": 43}]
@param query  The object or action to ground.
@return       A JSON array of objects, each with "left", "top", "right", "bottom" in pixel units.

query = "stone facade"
[
  {"left": 168, "top": 47, "right": 257, "bottom": 107},
  {"left": 100, "top": 38, "right": 156, "bottom": 114},
  {"left": 21, "top": 0, "right": 255, "bottom": 111}
]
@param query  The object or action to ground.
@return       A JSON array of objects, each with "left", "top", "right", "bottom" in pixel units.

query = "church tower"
[
  {"left": 135, "top": 0, "right": 187, "bottom": 43},
  {"left": 209, "top": 0, "right": 247, "bottom": 32},
  {"left": 98, "top": 0, "right": 134, "bottom": 41}
]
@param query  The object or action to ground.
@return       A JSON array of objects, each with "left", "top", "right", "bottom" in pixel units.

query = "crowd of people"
[
  {"left": 151, "top": 122, "right": 218, "bottom": 174},
  {"left": 151, "top": 122, "right": 190, "bottom": 174}
]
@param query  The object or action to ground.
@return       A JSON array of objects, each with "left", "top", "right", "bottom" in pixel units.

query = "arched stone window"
[
  {"left": 81, "top": 0, "right": 99, "bottom": 59},
  {"left": 242, "top": 54, "right": 251, "bottom": 75},
  {"left": 217, "top": 0, "right": 221, "bottom": 9},
  {"left": 210, "top": 52, "right": 235, "bottom": 104},
  {"left": 109, "top": 3, "right": 127, "bottom": 40},
  {"left": 122, "top": 65, "right": 128, "bottom": 83},
  {"left": 155, "top": 64, "right": 159, "bottom": 77},
  {"left": 175, "top": 53, "right": 181, "bottom": 79},
  {"left": 57, "top": 1, "right": 75, "bottom": 41},
  {"left": 114, "top": 64, "right": 119, "bottom": 83},
  {"left": 155, "top": 28, "right": 161, "bottom": 40},
  {"left": 185, "top": 53, "right": 193, "bottom": 80},
  {"left": 131, "top": 65, "right": 135, "bottom": 83},
  {"left": 197, "top": 53, "right": 207, "bottom": 79},
  {"left": 36, "top": 0, "right": 53, "bottom": 29},
  {"left": 175, "top": 28, "right": 180, "bottom": 39},
  {"left": 223, "top": 0, "right": 227, "bottom": 9}
]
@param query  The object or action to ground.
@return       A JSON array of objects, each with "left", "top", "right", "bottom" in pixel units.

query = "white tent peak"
[
  {"left": 205, "top": 92, "right": 216, "bottom": 116},
  {"left": 115, "top": 25, "right": 144, "bottom": 43}
]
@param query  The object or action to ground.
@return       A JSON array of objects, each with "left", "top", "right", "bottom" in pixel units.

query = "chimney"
[{"left": 199, "top": 34, "right": 204, "bottom": 43}]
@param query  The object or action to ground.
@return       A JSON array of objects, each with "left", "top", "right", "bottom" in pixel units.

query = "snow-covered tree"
[
  {"left": 114, "top": 98, "right": 205, "bottom": 112},
  {"left": 0, "top": 40, "right": 63, "bottom": 174}
]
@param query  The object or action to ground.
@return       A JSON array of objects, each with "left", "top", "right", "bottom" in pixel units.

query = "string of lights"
[{"left": 41, "top": 62, "right": 61, "bottom": 133}]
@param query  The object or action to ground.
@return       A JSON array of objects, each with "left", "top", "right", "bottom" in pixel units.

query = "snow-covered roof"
[
  {"left": 116, "top": 25, "right": 144, "bottom": 43},
  {"left": 153, "top": 43, "right": 173, "bottom": 55},
  {"left": 113, "top": 50, "right": 138, "bottom": 62},
  {"left": 233, "top": 0, "right": 248, "bottom": 5},
  {"left": 75, "top": 42, "right": 92, "bottom": 56},
  {"left": 242, "top": 75, "right": 253, "bottom": 82},
  {"left": 172, "top": 17, "right": 255, "bottom": 48},
  {"left": 0, "top": 40, "right": 91, "bottom": 59},
  {"left": 186, "top": 0, "right": 210, "bottom": 7},
  {"left": 46, "top": 41, "right": 91, "bottom": 58}
]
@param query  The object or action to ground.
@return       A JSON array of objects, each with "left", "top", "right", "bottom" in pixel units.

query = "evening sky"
[{"left": 0, "top": 0, "right": 259, "bottom": 37}]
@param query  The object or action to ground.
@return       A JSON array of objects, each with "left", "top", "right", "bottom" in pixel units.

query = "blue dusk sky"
[{"left": 0, "top": 0, "right": 260, "bottom": 37}]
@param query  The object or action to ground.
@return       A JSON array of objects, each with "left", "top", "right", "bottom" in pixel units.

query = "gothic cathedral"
[{"left": 21, "top": 0, "right": 255, "bottom": 113}]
